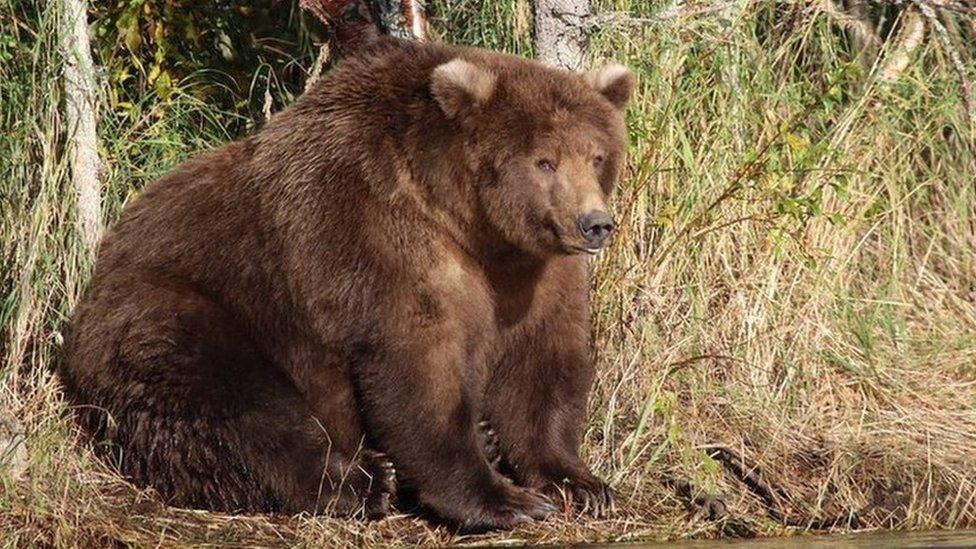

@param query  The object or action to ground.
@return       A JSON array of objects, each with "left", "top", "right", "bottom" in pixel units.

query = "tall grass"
[{"left": 2, "top": 0, "right": 975, "bottom": 545}]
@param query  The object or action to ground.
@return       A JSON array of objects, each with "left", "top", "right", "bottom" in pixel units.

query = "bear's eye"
[
  {"left": 536, "top": 159, "right": 556, "bottom": 173},
  {"left": 593, "top": 154, "right": 606, "bottom": 167}
]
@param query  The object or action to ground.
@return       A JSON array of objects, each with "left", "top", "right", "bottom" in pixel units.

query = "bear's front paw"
[
  {"left": 539, "top": 471, "right": 614, "bottom": 519},
  {"left": 455, "top": 480, "right": 556, "bottom": 533}
]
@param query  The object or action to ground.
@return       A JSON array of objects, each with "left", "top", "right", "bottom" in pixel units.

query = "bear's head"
[{"left": 430, "top": 55, "right": 633, "bottom": 257}]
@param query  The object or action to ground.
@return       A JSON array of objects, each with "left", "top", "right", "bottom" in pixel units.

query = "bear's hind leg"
[{"left": 67, "top": 282, "right": 390, "bottom": 517}]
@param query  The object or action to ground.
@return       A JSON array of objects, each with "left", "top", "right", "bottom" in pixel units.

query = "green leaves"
[{"left": 92, "top": 0, "right": 324, "bottom": 127}]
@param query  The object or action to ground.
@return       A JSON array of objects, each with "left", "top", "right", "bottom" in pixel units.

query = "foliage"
[{"left": 90, "top": 0, "right": 325, "bottom": 129}]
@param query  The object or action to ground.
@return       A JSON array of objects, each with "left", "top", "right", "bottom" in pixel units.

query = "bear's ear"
[
  {"left": 431, "top": 59, "right": 497, "bottom": 119},
  {"left": 584, "top": 63, "right": 635, "bottom": 110}
]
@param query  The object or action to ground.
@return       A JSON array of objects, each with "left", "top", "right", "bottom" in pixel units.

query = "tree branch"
[{"left": 913, "top": 0, "right": 976, "bottom": 126}]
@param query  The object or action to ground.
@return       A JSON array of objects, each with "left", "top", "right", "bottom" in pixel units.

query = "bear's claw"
[
  {"left": 478, "top": 419, "right": 503, "bottom": 470},
  {"left": 363, "top": 450, "right": 397, "bottom": 520},
  {"left": 553, "top": 475, "right": 615, "bottom": 519}
]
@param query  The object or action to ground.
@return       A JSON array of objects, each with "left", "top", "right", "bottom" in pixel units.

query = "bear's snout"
[{"left": 577, "top": 210, "right": 615, "bottom": 252}]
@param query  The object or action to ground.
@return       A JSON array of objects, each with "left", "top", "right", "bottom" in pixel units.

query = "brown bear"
[{"left": 60, "top": 37, "right": 633, "bottom": 532}]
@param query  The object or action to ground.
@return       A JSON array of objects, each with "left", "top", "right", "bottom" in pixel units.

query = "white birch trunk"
[
  {"left": 61, "top": 0, "right": 102, "bottom": 253},
  {"left": 534, "top": 0, "right": 590, "bottom": 70}
]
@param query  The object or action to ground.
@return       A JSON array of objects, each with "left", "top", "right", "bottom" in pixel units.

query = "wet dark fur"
[{"left": 60, "top": 37, "right": 631, "bottom": 531}]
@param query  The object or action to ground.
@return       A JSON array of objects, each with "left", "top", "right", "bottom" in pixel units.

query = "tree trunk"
[
  {"left": 534, "top": 0, "right": 590, "bottom": 70},
  {"left": 61, "top": 0, "right": 102, "bottom": 253},
  {"left": 299, "top": 0, "right": 426, "bottom": 57},
  {"left": 399, "top": 0, "right": 428, "bottom": 41}
]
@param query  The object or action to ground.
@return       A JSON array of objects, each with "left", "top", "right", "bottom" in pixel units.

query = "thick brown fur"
[{"left": 60, "top": 37, "right": 633, "bottom": 531}]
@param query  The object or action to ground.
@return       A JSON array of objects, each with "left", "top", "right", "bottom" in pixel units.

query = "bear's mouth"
[
  {"left": 565, "top": 244, "right": 602, "bottom": 255},
  {"left": 570, "top": 245, "right": 601, "bottom": 255}
]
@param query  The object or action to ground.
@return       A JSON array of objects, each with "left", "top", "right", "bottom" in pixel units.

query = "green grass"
[{"left": 3, "top": 0, "right": 976, "bottom": 545}]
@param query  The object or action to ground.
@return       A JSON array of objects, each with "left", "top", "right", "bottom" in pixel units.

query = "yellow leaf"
[
  {"left": 784, "top": 131, "right": 807, "bottom": 153},
  {"left": 123, "top": 23, "right": 141, "bottom": 53}
]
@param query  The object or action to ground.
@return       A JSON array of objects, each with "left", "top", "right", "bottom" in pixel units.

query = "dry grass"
[{"left": 2, "top": 0, "right": 976, "bottom": 546}]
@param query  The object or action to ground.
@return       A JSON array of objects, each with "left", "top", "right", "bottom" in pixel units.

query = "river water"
[{"left": 591, "top": 530, "right": 976, "bottom": 548}]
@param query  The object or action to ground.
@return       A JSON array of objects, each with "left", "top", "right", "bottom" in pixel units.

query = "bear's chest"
[{"left": 483, "top": 255, "right": 562, "bottom": 330}]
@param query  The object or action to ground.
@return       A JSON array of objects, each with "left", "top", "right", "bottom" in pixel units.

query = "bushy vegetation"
[
  {"left": 2, "top": 0, "right": 975, "bottom": 545},
  {"left": 91, "top": 0, "right": 323, "bottom": 124}
]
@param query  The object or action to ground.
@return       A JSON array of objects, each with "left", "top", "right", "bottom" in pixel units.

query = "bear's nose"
[{"left": 578, "top": 210, "right": 615, "bottom": 250}]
